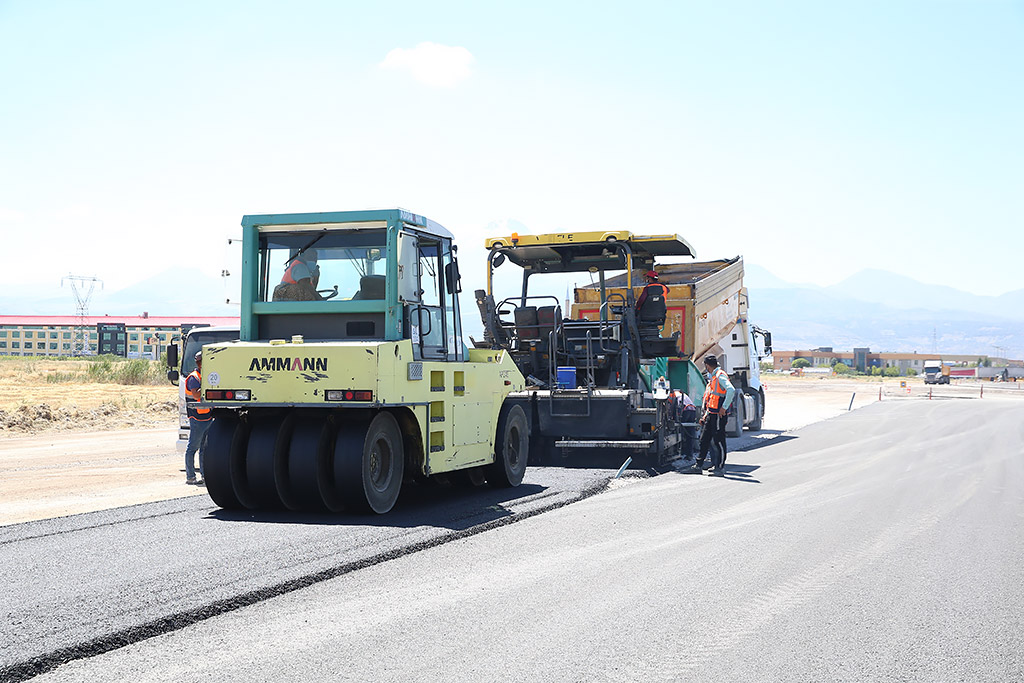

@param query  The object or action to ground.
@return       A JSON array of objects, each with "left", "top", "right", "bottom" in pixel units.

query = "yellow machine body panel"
[{"left": 200, "top": 339, "right": 525, "bottom": 476}]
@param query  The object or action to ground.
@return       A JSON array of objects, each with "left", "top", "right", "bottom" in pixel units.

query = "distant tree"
[
  {"left": 833, "top": 362, "right": 851, "bottom": 374},
  {"left": 759, "top": 361, "right": 773, "bottom": 373},
  {"left": 884, "top": 367, "right": 900, "bottom": 377},
  {"left": 792, "top": 358, "right": 811, "bottom": 369},
  {"left": 904, "top": 368, "right": 917, "bottom": 376},
  {"left": 870, "top": 366, "right": 883, "bottom": 376}
]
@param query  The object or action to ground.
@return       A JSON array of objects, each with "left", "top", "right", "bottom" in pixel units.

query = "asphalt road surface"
[{"left": 5, "top": 398, "right": 1023, "bottom": 682}]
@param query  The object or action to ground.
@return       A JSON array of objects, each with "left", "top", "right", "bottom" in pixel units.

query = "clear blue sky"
[{"left": 1, "top": 0, "right": 1021, "bottom": 300}]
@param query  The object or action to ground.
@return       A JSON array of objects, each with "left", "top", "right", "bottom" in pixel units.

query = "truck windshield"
[
  {"left": 182, "top": 330, "right": 240, "bottom": 376},
  {"left": 259, "top": 229, "right": 388, "bottom": 303}
]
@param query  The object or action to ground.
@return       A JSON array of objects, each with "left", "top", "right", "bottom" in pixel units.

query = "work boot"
[
  {"left": 186, "top": 477, "right": 198, "bottom": 485},
  {"left": 687, "top": 463, "right": 703, "bottom": 474}
]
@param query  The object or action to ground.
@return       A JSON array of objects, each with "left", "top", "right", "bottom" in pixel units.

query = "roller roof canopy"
[
  {"left": 484, "top": 230, "right": 695, "bottom": 274},
  {"left": 241, "top": 208, "right": 453, "bottom": 240}
]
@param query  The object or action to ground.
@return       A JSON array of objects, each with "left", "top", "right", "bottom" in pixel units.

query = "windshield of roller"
[{"left": 258, "top": 229, "right": 388, "bottom": 303}]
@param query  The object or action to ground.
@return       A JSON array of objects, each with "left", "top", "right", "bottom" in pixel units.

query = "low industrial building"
[
  {"left": 773, "top": 347, "right": 1022, "bottom": 373},
  {"left": 0, "top": 315, "right": 239, "bottom": 359}
]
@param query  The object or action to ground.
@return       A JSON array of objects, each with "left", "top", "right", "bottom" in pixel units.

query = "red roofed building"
[{"left": 0, "top": 315, "right": 239, "bottom": 358}]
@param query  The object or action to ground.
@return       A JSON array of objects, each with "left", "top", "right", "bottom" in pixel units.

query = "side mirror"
[
  {"left": 763, "top": 332, "right": 772, "bottom": 357},
  {"left": 445, "top": 260, "right": 462, "bottom": 295},
  {"left": 166, "top": 344, "right": 178, "bottom": 369},
  {"left": 167, "top": 369, "right": 179, "bottom": 384},
  {"left": 491, "top": 252, "right": 506, "bottom": 268}
]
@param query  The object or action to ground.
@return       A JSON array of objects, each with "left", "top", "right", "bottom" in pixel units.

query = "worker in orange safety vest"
[
  {"left": 272, "top": 248, "right": 322, "bottom": 301},
  {"left": 184, "top": 351, "right": 212, "bottom": 485},
  {"left": 688, "top": 354, "right": 735, "bottom": 476}
]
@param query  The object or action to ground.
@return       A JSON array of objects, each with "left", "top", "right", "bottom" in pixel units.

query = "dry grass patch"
[{"left": 0, "top": 356, "right": 177, "bottom": 434}]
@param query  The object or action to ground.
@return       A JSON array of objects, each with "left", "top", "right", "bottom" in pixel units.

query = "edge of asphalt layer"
[
  {"left": 0, "top": 497, "right": 206, "bottom": 546},
  {"left": 0, "top": 478, "right": 612, "bottom": 683}
]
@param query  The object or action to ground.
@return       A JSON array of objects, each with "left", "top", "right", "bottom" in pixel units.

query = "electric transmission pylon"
[{"left": 61, "top": 275, "right": 103, "bottom": 356}]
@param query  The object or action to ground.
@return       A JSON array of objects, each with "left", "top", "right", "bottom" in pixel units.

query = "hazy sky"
[{"left": 1, "top": 0, "right": 1021, "bottom": 302}]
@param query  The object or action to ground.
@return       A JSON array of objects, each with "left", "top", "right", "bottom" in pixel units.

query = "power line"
[{"left": 61, "top": 275, "right": 103, "bottom": 356}]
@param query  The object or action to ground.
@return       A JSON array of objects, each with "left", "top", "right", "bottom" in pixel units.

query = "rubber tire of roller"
[
  {"left": 242, "top": 414, "right": 291, "bottom": 509},
  {"left": 488, "top": 404, "right": 528, "bottom": 488},
  {"left": 280, "top": 415, "right": 333, "bottom": 512},
  {"left": 336, "top": 412, "right": 404, "bottom": 514},
  {"left": 204, "top": 415, "right": 249, "bottom": 510}
]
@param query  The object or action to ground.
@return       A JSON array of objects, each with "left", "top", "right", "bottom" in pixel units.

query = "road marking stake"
[
  {"left": 615, "top": 457, "right": 632, "bottom": 479},
  {"left": 848, "top": 393, "right": 855, "bottom": 411},
  {"left": 878, "top": 386, "right": 882, "bottom": 401}
]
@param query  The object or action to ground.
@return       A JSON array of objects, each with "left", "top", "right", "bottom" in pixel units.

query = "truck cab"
[
  {"left": 923, "top": 359, "right": 950, "bottom": 384},
  {"left": 166, "top": 324, "right": 240, "bottom": 451}
]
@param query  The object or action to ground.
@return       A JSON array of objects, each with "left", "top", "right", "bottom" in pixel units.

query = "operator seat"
[
  {"left": 536, "top": 305, "right": 559, "bottom": 342},
  {"left": 636, "top": 288, "right": 678, "bottom": 358},
  {"left": 637, "top": 290, "right": 667, "bottom": 328},
  {"left": 513, "top": 306, "right": 540, "bottom": 340},
  {"left": 353, "top": 275, "right": 386, "bottom": 300}
]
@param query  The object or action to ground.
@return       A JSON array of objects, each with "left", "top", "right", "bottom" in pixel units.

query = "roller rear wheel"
[
  {"left": 281, "top": 415, "right": 335, "bottom": 512},
  {"left": 335, "top": 412, "right": 404, "bottom": 514},
  {"left": 242, "top": 414, "right": 292, "bottom": 509},
  {"left": 204, "top": 415, "right": 249, "bottom": 510}
]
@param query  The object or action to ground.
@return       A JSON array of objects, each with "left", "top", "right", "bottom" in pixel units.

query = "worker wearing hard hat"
[
  {"left": 273, "top": 248, "right": 322, "bottom": 301},
  {"left": 689, "top": 354, "right": 735, "bottom": 476},
  {"left": 184, "top": 351, "right": 212, "bottom": 485},
  {"left": 635, "top": 270, "right": 669, "bottom": 316}
]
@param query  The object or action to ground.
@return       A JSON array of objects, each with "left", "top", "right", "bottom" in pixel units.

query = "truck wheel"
[
  {"left": 337, "top": 412, "right": 404, "bottom": 514},
  {"left": 746, "top": 389, "right": 762, "bottom": 431},
  {"left": 205, "top": 415, "right": 249, "bottom": 510},
  {"left": 727, "top": 398, "right": 744, "bottom": 438},
  {"left": 488, "top": 404, "right": 528, "bottom": 488}
]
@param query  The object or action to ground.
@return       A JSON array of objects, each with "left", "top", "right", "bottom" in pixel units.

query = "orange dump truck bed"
[{"left": 572, "top": 257, "right": 745, "bottom": 359}]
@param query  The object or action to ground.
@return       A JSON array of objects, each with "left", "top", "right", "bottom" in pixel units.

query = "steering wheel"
[{"left": 317, "top": 285, "right": 339, "bottom": 300}]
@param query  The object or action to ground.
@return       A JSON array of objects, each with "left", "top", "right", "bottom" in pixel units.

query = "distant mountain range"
[
  {"left": 744, "top": 265, "right": 1024, "bottom": 360},
  {"left": 2, "top": 265, "right": 1021, "bottom": 360}
]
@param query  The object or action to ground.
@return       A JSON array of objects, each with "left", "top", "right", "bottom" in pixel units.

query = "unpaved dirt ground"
[
  {"left": 0, "top": 357, "right": 178, "bottom": 434},
  {"left": 1, "top": 373, "right": 1019, "bottom": 527},
  {"left": 0, "top": 427, "right": 205, "bottom": 527},
  {"left": 0, "top": 359, "right": 195, "bottom": 526}
]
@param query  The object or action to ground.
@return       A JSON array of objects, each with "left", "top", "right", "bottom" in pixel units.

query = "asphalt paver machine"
[{"left": 476, "top": 230, "right": 705, "bottom": 466}]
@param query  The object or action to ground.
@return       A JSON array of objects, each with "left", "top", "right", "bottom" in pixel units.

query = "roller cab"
[{"left": 201, "top": 210, "right": 528, "bottom": 514}]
